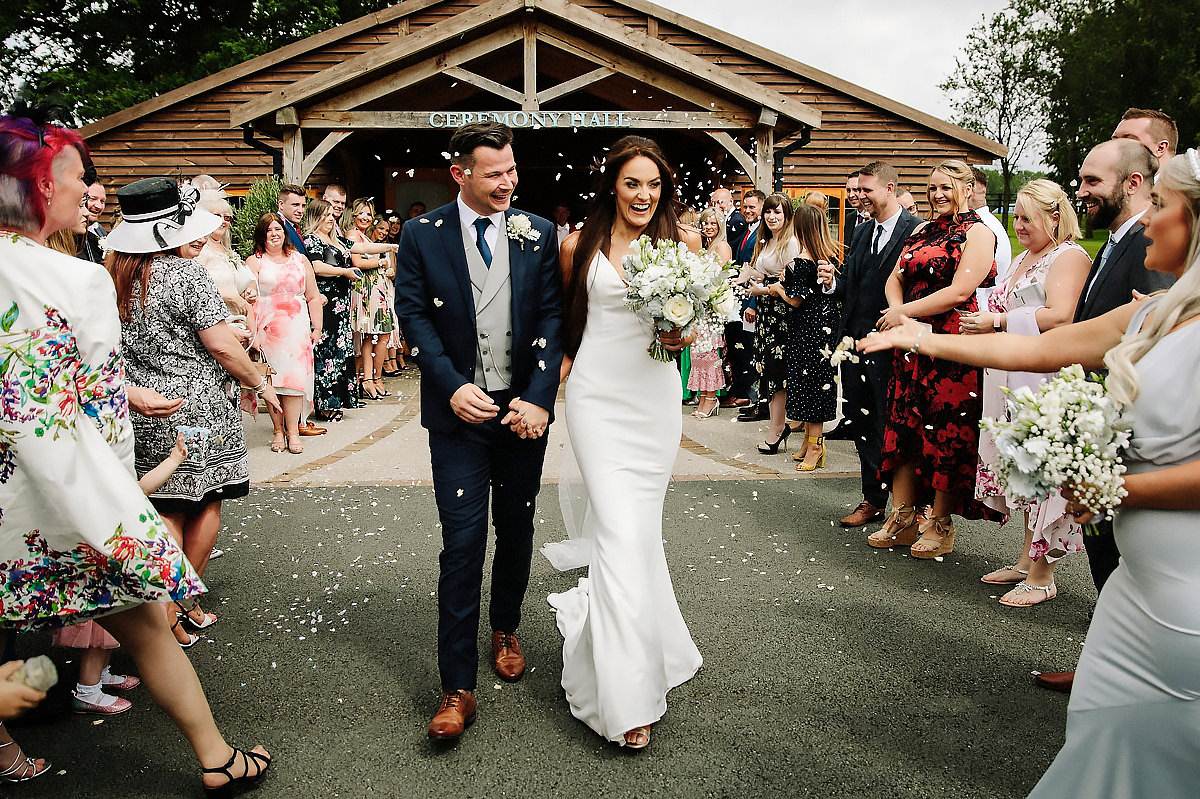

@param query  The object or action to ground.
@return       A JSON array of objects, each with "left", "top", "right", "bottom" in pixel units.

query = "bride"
[{"left": 542, "top": 136, "right": 703, "bottom": 749}]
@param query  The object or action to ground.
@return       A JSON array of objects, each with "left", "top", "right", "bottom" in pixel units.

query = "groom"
[{"left": 393, "top": 122, "right": 563, "bottom": 740}]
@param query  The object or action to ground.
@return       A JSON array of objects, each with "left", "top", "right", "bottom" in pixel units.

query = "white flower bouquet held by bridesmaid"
[
  {"left": 980, "top": 363, "right": 1130, "bottom": 519},
  {"left": 621, "top": 235, "right": 737, "bottom": 361}
]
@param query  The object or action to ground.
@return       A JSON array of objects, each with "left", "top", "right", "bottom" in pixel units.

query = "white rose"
[{"left": 663, "top": 295, "right": 695, "bottom": 326}]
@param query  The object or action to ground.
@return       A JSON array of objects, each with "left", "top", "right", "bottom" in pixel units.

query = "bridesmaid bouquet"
[
  {"left": 622, "top": 236, "right": 738, "bottom": 361},
  {"left": 980, "top": 364, "right": 1131, "bottom": 520}
]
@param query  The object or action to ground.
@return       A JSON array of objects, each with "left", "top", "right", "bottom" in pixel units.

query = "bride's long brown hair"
[{"left": 562, "top": 136, "right": 682, "bottom": 358}]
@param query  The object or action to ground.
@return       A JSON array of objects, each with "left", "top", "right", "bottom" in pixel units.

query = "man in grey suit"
[
  {"left": 831, "top": 162, "right": 922, "bottom": 528},
  {"left": 1035, "top": 137, "right": 1174, "bottom": 695}
]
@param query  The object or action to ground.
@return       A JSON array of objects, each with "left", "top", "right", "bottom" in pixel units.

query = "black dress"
[
  {"left": 783, "top": 257, "right": 839, "bottom": 423},
  {"left": 303, "top": 234, "right": 357, "bottom": 412}
]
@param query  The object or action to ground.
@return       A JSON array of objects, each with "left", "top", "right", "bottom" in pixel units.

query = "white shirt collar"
[
  {"left": 873, "top": 207, "right": 903, "bottom": 241},
  {"left": 456, "top": 194, "right": 504, "bottom": 242},
  {"left": 1110, "top": 207, "right": 1147, "bottom": 245}
]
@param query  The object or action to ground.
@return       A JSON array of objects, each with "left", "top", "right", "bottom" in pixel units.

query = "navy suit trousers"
[
  {"left": 428, "top": 389, "right": 547, "bottom": 691},
  {"left": 840, "top": 349, "right": 891, "bottom": 507}
]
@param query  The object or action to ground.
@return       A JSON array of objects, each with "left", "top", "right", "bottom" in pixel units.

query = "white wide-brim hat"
[{"left": 105, "top": 176, "right": 223, "bottom": 254}]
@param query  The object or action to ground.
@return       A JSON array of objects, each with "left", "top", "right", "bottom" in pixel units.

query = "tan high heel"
[
  {"left": 867, "top": 503, "right": 920, "bottom": 548},
  {"left": 910, "top": 515, "right": 956, "bottom": 558},
  {"left": 796, "top": 435, "right": 825, "bottom": 471}
]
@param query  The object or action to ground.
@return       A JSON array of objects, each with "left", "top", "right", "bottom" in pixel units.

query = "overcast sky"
[{"left": 653, "top": 0, "right": 1008, "bottom": 136}]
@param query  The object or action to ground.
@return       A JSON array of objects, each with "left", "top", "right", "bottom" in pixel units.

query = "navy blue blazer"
[
  {"left": 835, "top": 209, "right": 922, "bottom": 339},
  {"left": 1074, "top": 225, "right": 1174, "bottom": 322},
  {"left": 393, "top": 202, "right": 564, "bottom": 433},
  {"left": 282, "top": 218, "right": 308, "bottom": 257}
]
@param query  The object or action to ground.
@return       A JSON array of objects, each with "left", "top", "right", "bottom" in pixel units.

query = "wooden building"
[{"left": 80, "top": 0, "right": 1005, "bottom": 231}]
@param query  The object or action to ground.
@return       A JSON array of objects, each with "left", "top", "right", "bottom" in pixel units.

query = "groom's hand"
[
  {"left": 501, "top": 398, "right": 549, "bottom": 439},
  {"left": 450, "top": 383, "right": 500, "bottom": 423}
]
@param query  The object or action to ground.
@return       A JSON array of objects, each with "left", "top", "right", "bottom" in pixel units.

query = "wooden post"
[
  {"left": 754, "top": 126, "right": 774, "bottom": 191},
  {"left": 522, "top": 19, "right": 537, "bottom": 111},
  {"left": 281, "top": 119, "right": 304, "bottom": 184}
]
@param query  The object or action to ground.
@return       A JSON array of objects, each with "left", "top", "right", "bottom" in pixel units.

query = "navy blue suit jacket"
[
  {"left": 282, "top": 218, "right": 308, "bottom": 257},
  {"left": 393, "top": 202, "right": 564, "bottom": 432},
  {"left": 836, "top": 209, "right": 922, "bottom": 339},
  {"left": 1074, "top": 225, "right": 1174, "bottom": 322}
]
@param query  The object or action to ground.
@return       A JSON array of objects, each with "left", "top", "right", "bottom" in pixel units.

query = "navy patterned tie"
[{"left": 474, "top": 217, "right": 493, "bottom": 268}]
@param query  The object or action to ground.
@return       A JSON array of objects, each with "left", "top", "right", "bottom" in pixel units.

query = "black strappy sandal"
[{"left": 202, "top": 747, "right": 272, "bottom": 797}]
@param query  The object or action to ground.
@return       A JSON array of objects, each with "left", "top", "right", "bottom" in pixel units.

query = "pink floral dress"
[
  {"left": 0, "top": 235, "right": 202, "bottom": 630},
  {"left": 976, "top": 242, "right": 1088, "bottom": 561},
  {"left": 251, "top": 251, "right": 314, "bottom": 401}
]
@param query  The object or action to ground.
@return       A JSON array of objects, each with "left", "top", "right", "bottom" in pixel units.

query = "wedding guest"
[
  {"left": 690, "top": 208, "right": 734, "bottom": 417},
  {"left": 898, "top": 189, "right": 918, "bottom": 216},
  {"left": 832, "top": 162, "right": 921, "bottom": 525},
  {"left": 737, "top": 193, "right": 799, "bottom": 452},
  {"left": 302, "top": 198, "right": 359, "bottom": 421},
  {"left": 1035, "top": 137, "right": 1174, "bottom": 693},
  {"left": 370, "top": 217, "right": 404, "bottom": 384},
  {"left": 346, "top": 198, "right": 399, "bottom": 401},
  {"left": 245, "top": 212, "right": 321, "bottom": 454},
  {"left": 107, "top": 178, "right": 280, "bottom": 641},
  {"left": 77, "top": 176, "right": 107, "bottom": 263},
  {"left": 868, "top": 160, "right": 1001, "bottom": 556},
  {"left": 322, "top": 183, "right": 349, "bottom": 229},
  {"left": 387, "top": 216, "right": 402, "bottom": 243},
  {"left": 734, "top": 189, "right": 768, "bottom": 421},
  {"left": 699, "top": 207, "right": 733, "bottom": 264},
  {"left": 548, "top": 134, "right": 702, "bottom": 750},
  {"left": 711, "top": 187, "right": 746, "bottom": 248},
  {"left": 961, "top": 179, "right": 1091, "bottom": 606},
  {"left": 859, "top": 148, "right": 1200, "bottom": 797},
  {"left": 194, "top": 191, "right": 256, "bottom": 319},
  {"left": 970, "top": 166, "right": 1012, "bottom": 276},
  {"left": 803, "top": 190, "right": 829, "bottom": 213},
  {"left": 277, "top": 183, "right": 309, "bottom": 255},
  {"left": 1112, "top": 107, "right": 1177, "bottom": 175},
  {"left": 0, "top": 113, "right": 271, "bottom": 791},
  {"left": 774, "top": 203, "right": 841, "bottom": 471},
  {"left": 844, "top": 172, "right": 869, "bottom": 242},
  {"left": 554, "top": 202, "right": 572, "bottom": 242}
]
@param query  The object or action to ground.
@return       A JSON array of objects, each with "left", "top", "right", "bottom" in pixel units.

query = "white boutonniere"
[{"left": 506, "top": 214, "right": 541, "bottom": 249}]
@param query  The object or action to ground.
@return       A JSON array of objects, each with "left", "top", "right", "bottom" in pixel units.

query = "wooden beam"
[
  {"left": 282, "top": 129, "right": 304, "bottom": 184},
  {"left": 707, "top": 132, "right": 757, "bottom": 179},
  {"left": 758, "top": 108, "right": 779, "bottom": 128},
  {"left": 442, "top": 67, "right": 525, "bottom": 106},
  {"left": 307, "top": 27, "right": 523, "bottom": 113},
  {"left": 535, "top": 67, "right": 614, "bottom": 105},
  {"left": 532, "top": 0, "right": 819, "bottom": 127},
  {"left": 297, "top": 110, "right": 757, "bottom": 129},
  {"left": 230, "top": 0, "right": 526, "bottom": 127},
  {"left": 277, "top": 106, "right": 300, "bottom": 127},
  {"left": 522, "top": 19, "right": 538, "bottom": 110},
  {"left": 646, "top": 16, "right": 659, "bottom": 38},
  {"left": 300, "top": 130, "right": 354, "bottom": 184},
  {"left": 536, "top": 28, "right": 741, "bottom": 118},
  {"left": 754, "top": 126, "right": 774, "bottom": 191}
]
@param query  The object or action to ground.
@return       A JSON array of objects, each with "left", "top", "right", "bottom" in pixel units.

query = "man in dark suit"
[
  {"left": 843, "top": 172, "right": 870, "bottom": 244},
  {"left": 77, "top": 175, "right": 108, "bottom": 263},
  {"left": 832, "top": 161, "right": 921, "bottom": 527},
  {"left": 1035, "top": 138, "right": 1174, "bottom": 695},
  {"left": 731, "top": 189, "right": 766, "bottom": 416},
  {"left": 711, "top": 187, "right": 746, "bottom": 250},
  {"left": 394, "top": 122, "right": 563, "bottom": 739},
  {"left": 277, "top": 183, "right": 309, "bottom": 256}
]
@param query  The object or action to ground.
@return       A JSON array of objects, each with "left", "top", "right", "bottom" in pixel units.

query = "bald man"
[{"left": 711, "top": 187, "right": 746, "bottom": 247}]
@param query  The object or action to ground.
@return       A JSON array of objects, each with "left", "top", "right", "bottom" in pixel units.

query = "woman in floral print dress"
[{"left": 0, "top": 114, "right": 273, "bottom": 792}]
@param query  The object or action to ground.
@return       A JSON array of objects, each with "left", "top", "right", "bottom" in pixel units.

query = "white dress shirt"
[{"left": 457, "top": 194, "right": 502, "bottom": 253}]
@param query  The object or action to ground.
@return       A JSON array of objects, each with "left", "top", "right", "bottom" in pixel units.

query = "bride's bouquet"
[
  {"left": 622, "top": 236, "right": 738, "bottom": 361},
  {"left": 980, "top": 364, "right": 1131, "bottom": 520}
]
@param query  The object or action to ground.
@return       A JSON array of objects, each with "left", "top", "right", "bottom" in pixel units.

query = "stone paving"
[{"left": 12, "top": 370, "right": 1093, "bottom": 798}]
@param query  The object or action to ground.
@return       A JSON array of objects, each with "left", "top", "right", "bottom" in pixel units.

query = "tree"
[
  {"left": 939, "top": 3, "right": 1054, "bottom": 228},
  {"left": 0, "top": 1, "right": 391, "bottom": 125},
  {"left": 1040, "top": 0, "right": 1200, "bottom": 188}
]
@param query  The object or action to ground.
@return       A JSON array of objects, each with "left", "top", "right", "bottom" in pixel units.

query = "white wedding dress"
[{"left": 542, "top": 251, "right": 703, "bottom": 744}]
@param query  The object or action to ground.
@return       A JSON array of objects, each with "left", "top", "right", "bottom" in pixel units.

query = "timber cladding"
[{"left": 80, "top": 0, "right": 1003, "bottom": 203}]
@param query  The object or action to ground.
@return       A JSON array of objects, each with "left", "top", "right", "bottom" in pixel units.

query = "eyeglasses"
[{"left": 221, "top": 215, "right": 234, "bottom": 222}]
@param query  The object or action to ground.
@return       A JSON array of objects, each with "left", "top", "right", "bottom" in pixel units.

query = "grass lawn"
[{"left": 1000, "top": 213, "right": 1104, "bottom": 260}]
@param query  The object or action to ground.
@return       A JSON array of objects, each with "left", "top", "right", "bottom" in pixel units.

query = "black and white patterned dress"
[
  {"left": 120, "top": 255, "right": 249, "bottom": 508},
  {"left": 783, "top": 257, "right": 839, "bottom": 423}
]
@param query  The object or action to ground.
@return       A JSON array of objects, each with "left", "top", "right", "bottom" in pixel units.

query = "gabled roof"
[{"left": 78, "top": 0, "right": 1005, "bottom": 158}]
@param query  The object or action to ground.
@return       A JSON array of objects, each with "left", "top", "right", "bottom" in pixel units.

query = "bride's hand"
[
  {"left": 501, "top": 397, "right": 549, "bottom": 439},
  {"left": 657, "top": 327, "right": 686, "bottom": 352},
  {"left": 857, "top": 317, "right": 930, "bottom": 354}
]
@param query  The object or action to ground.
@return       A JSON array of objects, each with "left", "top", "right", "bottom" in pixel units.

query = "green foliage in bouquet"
[{"left": 233, "top": 176, "right": 283, "bottom": 259}]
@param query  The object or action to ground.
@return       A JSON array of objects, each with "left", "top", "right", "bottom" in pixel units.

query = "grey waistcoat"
[{"left": 461, "top": 222, "right": 513, "bottom": 391}]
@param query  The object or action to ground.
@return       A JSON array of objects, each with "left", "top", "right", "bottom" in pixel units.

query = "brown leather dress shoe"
[
  {"left": 1034, "top": 671, "right": 1074, "bottom": 694},
  {"left": 840, "top": 501, "right": 885, "bottom": 528},
  {"left": 428, "top": 690, "right": 476, "bottom": 739},
  {"left": 492, "top": 631, "right": 526, "bottom": 682},
  {"left": 297, "top": 422, "right": 327, "bottom": 436},
  {"left": 719, "top": 396, "right": 750, "bottom": 408}
]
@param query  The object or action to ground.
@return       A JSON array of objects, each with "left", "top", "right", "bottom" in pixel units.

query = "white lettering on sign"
[{"left": 426, "top": 111, "right": 636, "bottom": 129}]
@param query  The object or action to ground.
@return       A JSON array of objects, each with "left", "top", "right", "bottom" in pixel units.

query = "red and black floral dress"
[{"left": 880, "top": 210, "right": 1003, "bottom": 520}]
